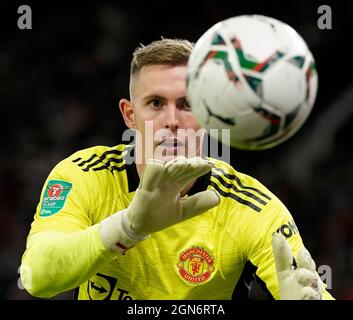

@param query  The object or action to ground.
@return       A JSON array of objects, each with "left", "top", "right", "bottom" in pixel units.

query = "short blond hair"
[
  {"left": 130, "top": 38, "right": 193, "bottom": 75},
  {"left": 129, "top": 39, "right": 193, "bottom": 97}
]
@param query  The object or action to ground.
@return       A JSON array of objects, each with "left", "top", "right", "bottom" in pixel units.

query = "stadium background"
[{"left": 0, "top": 1, "right": 352, "bottom": 299}]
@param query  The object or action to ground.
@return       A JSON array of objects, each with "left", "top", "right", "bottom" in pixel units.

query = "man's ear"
[{"left": 119, "top": 99, "right": 136, "bottom": 129}]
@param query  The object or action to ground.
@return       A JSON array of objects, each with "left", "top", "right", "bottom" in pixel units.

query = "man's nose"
[{"left": 164, "top": 106, "right": 180, "bottom": 131}]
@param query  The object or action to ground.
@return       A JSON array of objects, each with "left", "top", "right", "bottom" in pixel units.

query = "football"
[{"left": 186, "top": 15, "right": 318, "bottom": 150}]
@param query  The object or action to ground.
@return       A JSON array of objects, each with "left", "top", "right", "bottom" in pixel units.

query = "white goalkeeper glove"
[
  {"left": 100, "top": 156, "right": 220, "bottom": 253},
  {"left": 272, "top": 232, "right": 324, "bottom": 300}
]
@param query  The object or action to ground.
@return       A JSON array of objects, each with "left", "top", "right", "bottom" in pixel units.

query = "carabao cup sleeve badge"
[{"left": 40, "top": 179, "right": 73, "bottom": 217}]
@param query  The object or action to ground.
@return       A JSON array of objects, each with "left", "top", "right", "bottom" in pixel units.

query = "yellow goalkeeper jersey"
[{"left": 26, "top": 144, "right": 333, "bottom": 300}]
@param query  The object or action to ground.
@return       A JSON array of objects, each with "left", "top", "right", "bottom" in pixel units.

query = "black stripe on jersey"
[
  {"left": 125, "top": 162, "right": 140, "bottom": 192},
  {"left": 73, "top": 149, "right": 125, "bottom": 173},
  {"left": 83, "top": 157, "right": 124, "bottom": 172},
  {"left": 211, "top": 173, "right": 268, "bottom": 206},
  {"left": 92, "top": 164, "right": 126, "bottom": 172},
  {"left": 213, "top": 166, "right": 272, "bottom": 201},
  {"left": 77, "top": 154, "right": 98, "bottom": 167},
  {"left": 232, "top": 261, "right": 274, "bottom": 300},
  {"left": 76, "top": 150, "right": 124, "bottom": 167},
  {"left": 210, "top": 180, "right": 262, "bottom": 212}
]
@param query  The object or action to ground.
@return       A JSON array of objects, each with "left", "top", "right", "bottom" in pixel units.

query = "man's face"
[{"left": 124, "top": 64, "right": 204, "bottom": 163}]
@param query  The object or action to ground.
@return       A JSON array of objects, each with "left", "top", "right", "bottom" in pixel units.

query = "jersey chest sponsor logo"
[
  {"left": 40, "top": 179, "right": 72, "bottom": 217},
  {"left": 86, "top": 273, "right": 133, "bottom": 300},
  {"left": 177, "top": 246, "right": 215, "bottom": 285}
]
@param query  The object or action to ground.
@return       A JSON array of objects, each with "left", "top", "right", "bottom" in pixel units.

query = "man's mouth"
[{"left": 158, "top": 139, "right": 184, "bottom": 147}]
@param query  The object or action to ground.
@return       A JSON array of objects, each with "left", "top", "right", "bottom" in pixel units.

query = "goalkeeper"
[{"left": 20, "top": 38, "right": 334, "bottom": 300}]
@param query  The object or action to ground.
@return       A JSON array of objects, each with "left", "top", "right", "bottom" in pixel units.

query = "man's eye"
[
  {"left": 150, "top": 99, "right": 162, "bottom": 108},
  {"left": 181, "top": 100, "right": 191, "bottom": 110}
]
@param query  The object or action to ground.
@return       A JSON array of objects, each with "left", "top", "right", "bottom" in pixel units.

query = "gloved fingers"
[
  {"left": 176, "top": 164, "right": 212, "bottom": 185},
  {"left": 297, "top": 247, "right": 316, "bottom": 272},
  {"left": 146, "top": 158, "right": 166, "bottom": 166},
  {"left": 295, "top": 268, "right": 319, "bottom": 288},
  {"left": 164, "top": 156, "right": 188, "bottom": 180},
  {"left": 189, "top": 159, "right": 213, "bottom": 176},
  {"left": 181, "top": 190, "right": 220, "bottom": 220},
  {"left": 165, "top": 155, "right": 188, "bottom": 167},
  {"left": 140, "top": 158, "right": 165, "bottom": 191},
  {"left": 142, "top": 156, "right": 211, "bottom": 191},
  {"left": 165, "top": 156, "right": 211, "bottom": 183},
  {"left": 301, "top": 286, "right": 322, "bottom": 300},
  {"left": 165, "top": 156, "right": 209, "bottom": 168},
  {"left": 272, "top": 233, "right": 294, "bottom": 273}
]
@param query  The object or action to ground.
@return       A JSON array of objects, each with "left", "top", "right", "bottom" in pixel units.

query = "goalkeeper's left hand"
[{"left": 272, "top": 232, "right": 324, "bottom": 300}]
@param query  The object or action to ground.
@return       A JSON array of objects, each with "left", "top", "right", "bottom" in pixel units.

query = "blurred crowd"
[{"left": 1, "top": 1, "right": 352, "bottom": 299}]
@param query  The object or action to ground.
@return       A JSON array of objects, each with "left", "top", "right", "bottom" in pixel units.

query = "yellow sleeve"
[
  {"left": 21, "top": 225, "right": 117, "bottom": 298},
  {"left": 21, "top": 157, "right": 117, "bottom": 298},
  {"left": 240, "top": 197, "right": 335, "bottom": 300}
]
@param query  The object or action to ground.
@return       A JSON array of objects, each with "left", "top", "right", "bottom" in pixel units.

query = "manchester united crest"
[{"left": 177, "top": 246, "right": 215, "bottom": 284}]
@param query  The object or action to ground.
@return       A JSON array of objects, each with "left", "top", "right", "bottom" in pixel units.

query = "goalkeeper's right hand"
[{"left": 100, "top": 156, "right": 220, "bottom": 253}]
